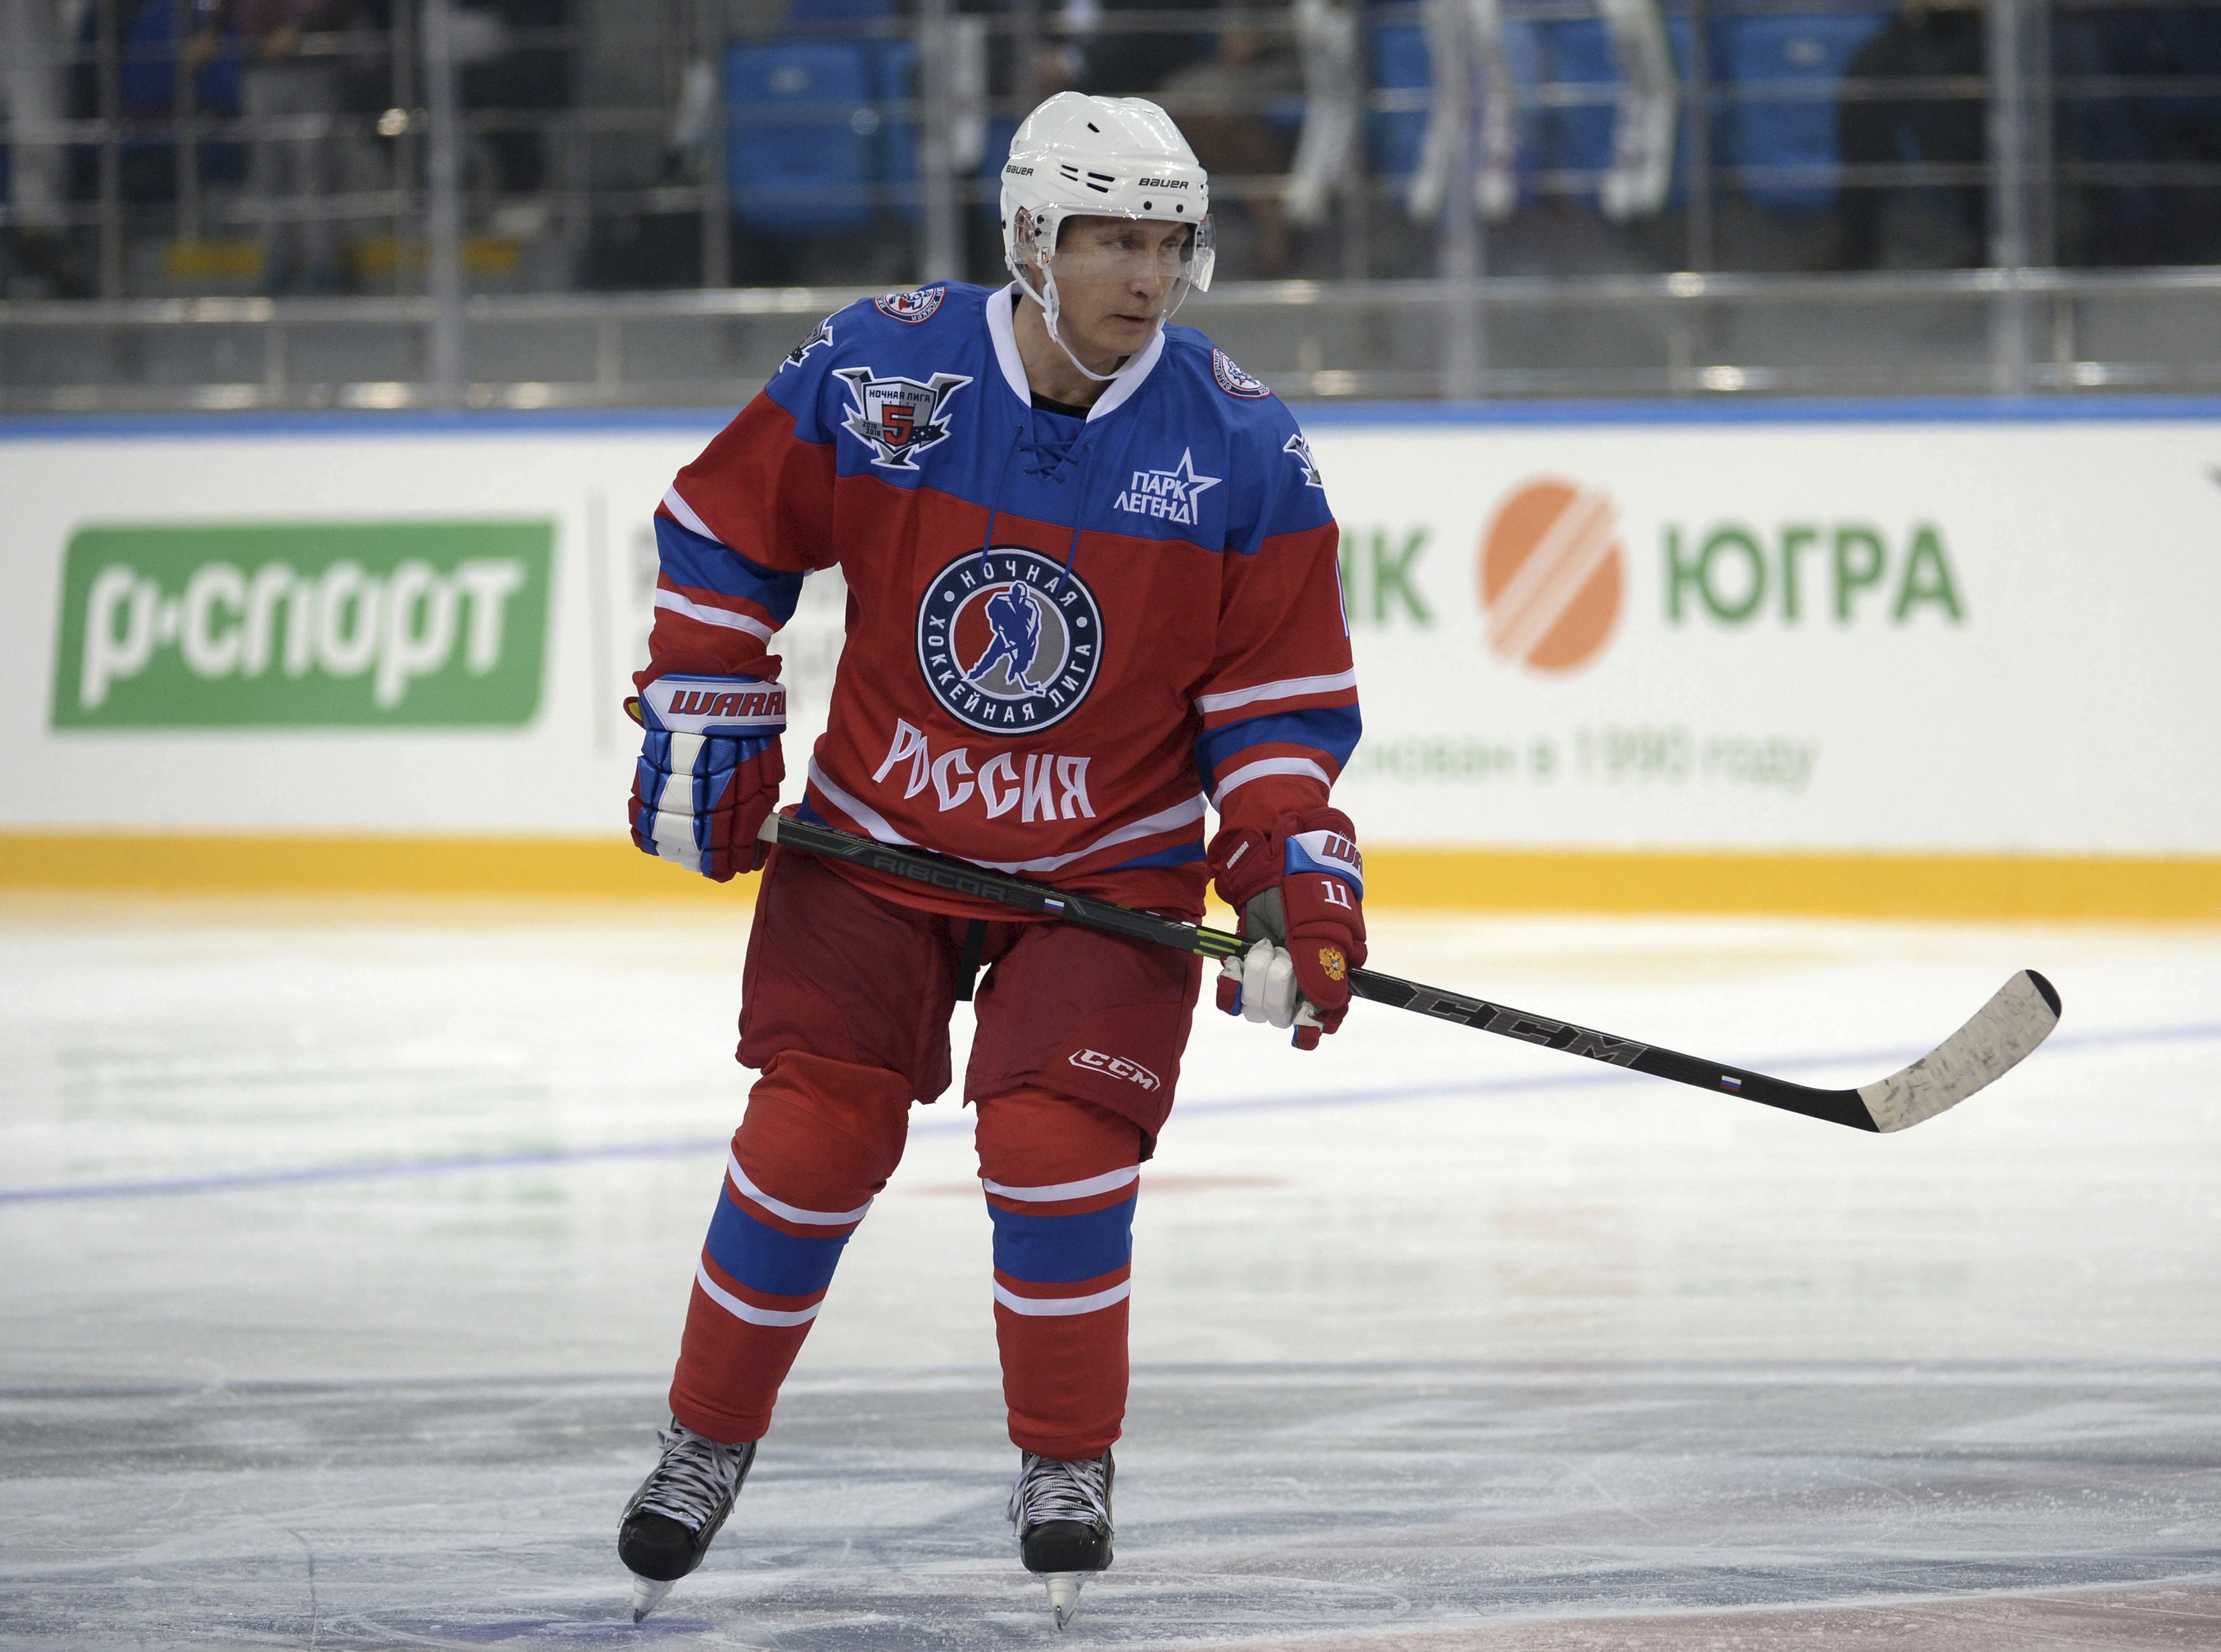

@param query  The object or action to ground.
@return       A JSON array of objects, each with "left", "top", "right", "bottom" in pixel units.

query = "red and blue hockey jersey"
[{"left": 648, "top": 280, "right": 1360, "bottom": 918}]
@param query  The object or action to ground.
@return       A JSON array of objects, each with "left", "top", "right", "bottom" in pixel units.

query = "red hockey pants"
[{"left": 667, "top": 848, "right": 1202, "bottom": 1459}]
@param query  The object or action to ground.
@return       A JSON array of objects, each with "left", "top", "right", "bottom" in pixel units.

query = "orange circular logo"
[
  {"left": 1318, "top": 945, "right": 1347, "bottom": 983},
  {"left": 1478, "top": 478, "right": 1623, "bottom": 672}
]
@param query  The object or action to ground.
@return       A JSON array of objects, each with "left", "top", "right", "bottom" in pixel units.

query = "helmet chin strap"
[{"left": 1025, "top": 262, "right": 1150, "bottom": 386}]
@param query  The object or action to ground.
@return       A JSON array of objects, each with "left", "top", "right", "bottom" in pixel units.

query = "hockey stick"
[{"left": 758, "top": 813, "right": 2062, "bottom": 1133}]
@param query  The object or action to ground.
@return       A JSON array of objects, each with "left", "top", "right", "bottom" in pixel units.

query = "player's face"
[{"left": 1048, "top": 216, "right": 1195, "bottom": 367}]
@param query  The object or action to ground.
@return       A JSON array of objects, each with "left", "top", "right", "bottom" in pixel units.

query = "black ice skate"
[
  {"left": 1008, "top": 1449, "right": 1114, "bottom": 1629},
  {"left": 617, "top": 1420, "right": 756, "bottom": 1622}
]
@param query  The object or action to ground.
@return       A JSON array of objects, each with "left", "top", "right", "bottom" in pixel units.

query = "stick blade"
[{"left": 1856, "top": 969, "right": 2062, "bottom": 1133}]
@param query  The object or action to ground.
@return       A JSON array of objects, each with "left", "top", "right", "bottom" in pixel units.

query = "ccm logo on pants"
[{"left": 1069, "top": 1049, "right": 1159, "bottom": 1091}]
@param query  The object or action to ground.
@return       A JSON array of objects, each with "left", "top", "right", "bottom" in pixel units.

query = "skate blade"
[
  {"left": 631, "top": 1574, "right": 676, "bottom": 1622},
  {"left": 1045, "top": 1572, "right": 1083, "bottom": 1630}
]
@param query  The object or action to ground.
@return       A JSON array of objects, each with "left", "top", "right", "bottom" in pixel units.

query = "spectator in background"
[
  {"left": 191, "top": 0, "right": 356, "bottom": 291},
  {"left": 1832, "top": 0, "right": 1985, "bottom": 270},
  {"left": 1028, "top": 0, "right": 1212, "bottom": 96},
  {"left": 1036, "top": 0, "right": 1299, "bottom": 275},
  {"left": 1155, "top": 1, "right": 1300, "bottom": 275}
]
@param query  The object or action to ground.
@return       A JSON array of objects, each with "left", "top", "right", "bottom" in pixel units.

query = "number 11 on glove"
[
  {"left": 1207, "top": 808, "right": 1368, "bottom": 1051},
  {"left": 627, "top": 671, "right": 786, "bottom": 882}
]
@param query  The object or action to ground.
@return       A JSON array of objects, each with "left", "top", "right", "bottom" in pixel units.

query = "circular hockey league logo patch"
[
  {"left": 1212, "top": 348, "right": 1270, "bottom": 398},
  {"left": 1319, "top": 945, "right": 1348, "bottom": 984},
  {"left": 917, "top": 549, "right": 1103, "bottom": 733},
  {"left": 875, "top": 286, "right": 946, "bottom": 324}
]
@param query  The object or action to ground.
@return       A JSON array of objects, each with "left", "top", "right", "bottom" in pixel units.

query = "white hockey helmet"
[{"left": 999, "top": 94, "right": 1215, "bottom": 375}]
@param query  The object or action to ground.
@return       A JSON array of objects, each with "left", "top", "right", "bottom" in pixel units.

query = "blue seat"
[
  {"left": 1366, "top": 18, "right": 1545, "bottom": 195},
  {"left": 725, "top": 40, "right": 881, "bottom": 233},
  {"left": 1536, "top": 15, "right": 1701, "bottom": 208},
  {"left": 1720, "top": 10, "right": 1893, "bottom": 211},
  {"left": 1538, "top": 18, "right": 1617, "bottom": 187},
  {"left": 1368, "top": 23, "right": 1430, "bottom": 180},
  {"left": 786, "top": 0, "right": 898, "bottom": 22},
  {"left": 874, "top": 37, "right": 920, "bottom": 221}
]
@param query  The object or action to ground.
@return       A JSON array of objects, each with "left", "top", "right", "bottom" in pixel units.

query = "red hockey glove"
[
  {"left": 626, "top": 660, "right": 785, "bottom": 882},
  {"left": 1206, "top": 806, "right": 1366, "bottom": 1050}
]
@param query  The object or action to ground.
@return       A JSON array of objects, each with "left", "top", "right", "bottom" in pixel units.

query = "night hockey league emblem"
[
  {"left": 874, "top": 285, "right": 946, "bottom": 324},
  {"left": 1212, "top": 348, "right": 1270, "bottom": 398},
  {"left": 1284, "top": 431, "right": 1326, "bottom": 488},
  {"left": 835, "top": 367, "right": 971, "bottom": 470},
  {"left": 917, "top": 548, "right": 1103, "bottom": 732},
  {"left": 781, "top": 315, "right": 832, "bottom": 371}
]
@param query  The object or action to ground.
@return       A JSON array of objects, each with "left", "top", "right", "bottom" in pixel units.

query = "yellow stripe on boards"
[
  {"left": 1362, "top": 848, "right": 2221, "bottom": 924},
  {"left": 1, "top": 833, "right": 2217, "bottom": 922},
  {"left": 0, "top": 832, "right": 734, "bottom": 901}
]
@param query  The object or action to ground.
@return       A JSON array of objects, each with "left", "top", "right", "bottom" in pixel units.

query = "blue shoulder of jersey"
[
  {"left": 1154, "top": 326, "right": 1335, "bottom": 552},
  {"left": 763, "top": 283, "right": 998, "bottom": 447}
]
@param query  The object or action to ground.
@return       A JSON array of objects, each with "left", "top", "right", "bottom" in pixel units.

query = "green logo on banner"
[{"left": 51, "top": 521, "right": 555, "bottom": 729}]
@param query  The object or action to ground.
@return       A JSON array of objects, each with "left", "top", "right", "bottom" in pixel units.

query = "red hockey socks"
[
  {"left": 974, "top": 1087, "right": 1145, "bottom": 1460},
  {"left": 667, "top": 1051, "right": 910, "bottom": 1444}
]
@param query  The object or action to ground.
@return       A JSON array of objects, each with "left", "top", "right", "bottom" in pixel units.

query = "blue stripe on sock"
[
  {"left": 987, "top": 1195, "right": 1135, "bottom": 1284},
  {"left": 704, "top": 1188, "right": 852, "bottom": 1297}
]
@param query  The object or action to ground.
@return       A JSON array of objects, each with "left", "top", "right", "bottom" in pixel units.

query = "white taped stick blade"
[{"left": 1857, "top": 969, "right": 2062, "bottom": 1133}]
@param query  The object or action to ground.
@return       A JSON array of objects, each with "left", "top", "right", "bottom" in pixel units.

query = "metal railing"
[{"left": 3, "top": 0, "right": 2218, "bottom": 405}]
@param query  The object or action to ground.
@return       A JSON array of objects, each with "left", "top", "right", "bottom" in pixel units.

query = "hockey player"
[{"left": 617, "top": 91, "right": 1367, "bottom": 1628}]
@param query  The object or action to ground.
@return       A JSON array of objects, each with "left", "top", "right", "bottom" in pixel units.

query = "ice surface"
[{"left": 3, "top": 896, "right": 2219, "bottom": 1648}]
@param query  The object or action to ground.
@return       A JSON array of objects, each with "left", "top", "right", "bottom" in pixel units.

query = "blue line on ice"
[{"left": 4, "top": 1021, "right": 2215, "bottom": 1207}]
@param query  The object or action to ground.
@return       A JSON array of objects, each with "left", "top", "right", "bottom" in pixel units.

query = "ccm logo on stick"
[{"left": 1069, "top": 1049, "right": 1160, "bottom": 1091}]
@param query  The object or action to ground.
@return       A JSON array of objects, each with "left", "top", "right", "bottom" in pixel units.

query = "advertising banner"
[
  {"left": 1, "top": 406, "right": 2216, "bottom": 900},
  {"left": 1312, "top": 416, "right": 2221, "bottom": 856}
]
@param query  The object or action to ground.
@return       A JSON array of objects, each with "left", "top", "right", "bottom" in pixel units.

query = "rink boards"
[{"left": 1, "top": 400, "right": 2217, "bottom": 917}]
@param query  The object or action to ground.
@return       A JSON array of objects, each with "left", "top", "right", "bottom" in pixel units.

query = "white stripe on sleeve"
[
  {"left": 654, "top": 588, "right": 775, "bottom": 641},
  {"left": 661, "top": 485, "right": 719, "bottom": 542},
  {"left": 1194, "top": 669, "right": 1357, "bottom": 717},
  {"left": 1210, "top": 757, "right": 1332, "bottom": 808}
]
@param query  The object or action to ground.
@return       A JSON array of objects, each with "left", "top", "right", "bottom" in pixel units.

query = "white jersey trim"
[
  {"left": 987, "top": 794, "right": 1206, "bottom": 874},
  {"left": 654, "top": 588, "right": 775, "bottom": 642},
  {"left": 811, "top": 762, "right": 1203, "bottom": 877},
  {"left": 808, "top": 761, "right": 916, "bottom": 847},
  {"left": 1194, "top": 669, "right": 1359, "bottom": 716},
  {"left": 1211, "top": 757, "right": 1332, "bottom": 807},
  {"left": 992, "top": 1279, "right": 1133, "bottom": 1317},
  {"left": 985, "top": 284, "right": 1166, "bottom": 422},
  {"left": 696, "top": 1259, "right": 821, "bottom": 1327},
  {"left": 661, "top": 484, "right": 720, "bottom": 543},
  {"left": 728, "top": 1150, "right": 872, "bottom": 1226},
  {"left": 984, "top": 1165, "right": 1140, "bottom": 1203}
]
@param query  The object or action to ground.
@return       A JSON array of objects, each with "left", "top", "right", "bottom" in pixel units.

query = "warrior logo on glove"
[{"left": 628, "top": 666, "right": 787, "bottom": 882}]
